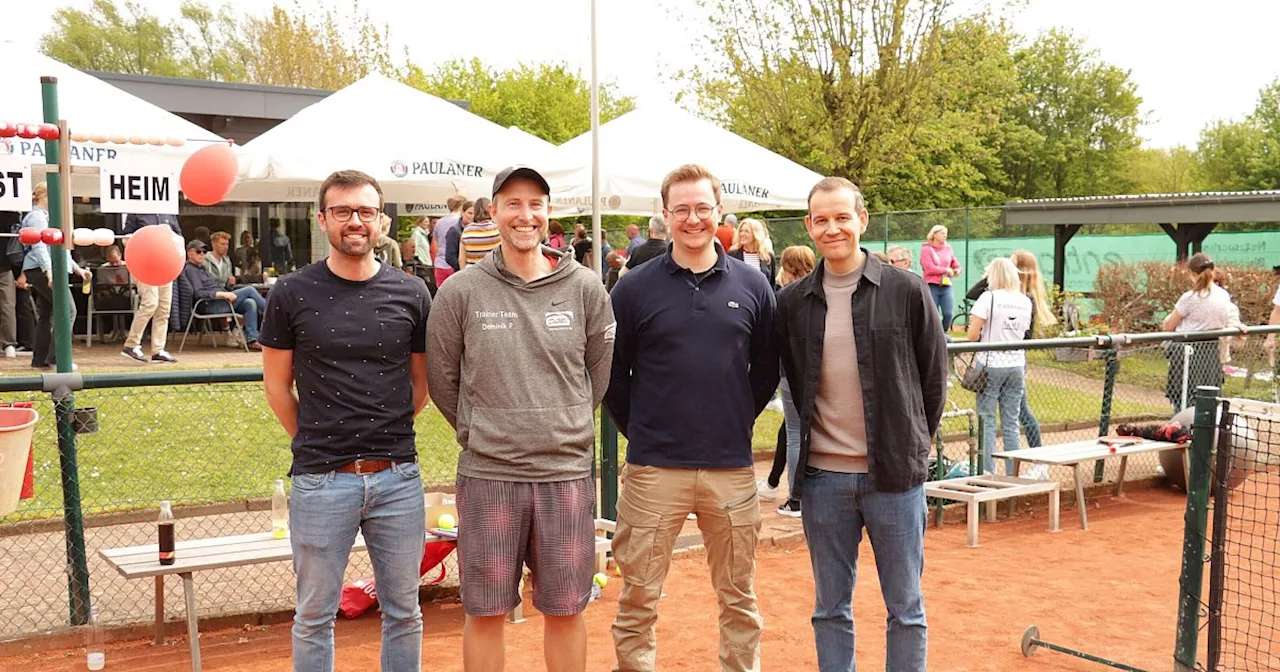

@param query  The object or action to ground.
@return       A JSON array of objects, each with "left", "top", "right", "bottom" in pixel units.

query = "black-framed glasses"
[
  {"left": 324, "top": 205, "right": 380, "bottom": 223},
  {"left": 192, "top": 250, "right": 206, "bottom": 255},
  {"left": 667, "top": 204, "right": 717, "bottom": 222}
]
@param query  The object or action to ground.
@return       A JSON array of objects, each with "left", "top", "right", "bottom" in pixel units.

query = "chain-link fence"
[
  {"left": 1, "top": 327, "right": 1278, "bottom": 645},
  {"left": 1175, "top": 391, "right": 1280, "bottom": 671}
]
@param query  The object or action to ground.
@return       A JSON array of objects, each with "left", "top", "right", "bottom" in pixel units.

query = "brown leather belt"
[{"left": 336, "top": 459, "right": 410, "bottom": 475}]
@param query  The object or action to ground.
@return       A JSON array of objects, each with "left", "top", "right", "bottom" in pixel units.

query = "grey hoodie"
[{"left": 427, "top": 246, "right": 615, "bottom": 481}]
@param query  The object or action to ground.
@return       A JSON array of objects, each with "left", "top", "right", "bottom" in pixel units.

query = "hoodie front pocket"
[{"left": 465, "top": 402, "right": 596, "bottom": 473}]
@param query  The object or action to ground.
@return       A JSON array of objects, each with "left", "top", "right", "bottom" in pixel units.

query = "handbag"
[
  {"left": 959, "top": 354, "right": 987, "bottom": 394},
  {"left": 958, "top": 302, "right": 989, "bottom": 393}
]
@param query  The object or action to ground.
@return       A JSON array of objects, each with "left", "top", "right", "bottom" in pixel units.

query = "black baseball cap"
[
  {"left": 492, "top": 166, "right": 550, "bottom": 199},
  {"left": 186, "top": 240, "right": 208, "bottom": 252}
]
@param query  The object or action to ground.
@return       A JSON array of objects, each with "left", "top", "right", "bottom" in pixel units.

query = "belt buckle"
[{"left": 352, "top": 459, "right": 376, "bottom": 475}]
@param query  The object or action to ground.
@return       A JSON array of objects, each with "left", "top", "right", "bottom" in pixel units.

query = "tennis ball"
[
  {"left": 437, "top": 513, "right": 456, "bottom": 530},
  {"left": 593, "top": 572, "right": 608, "bottom": 588}
]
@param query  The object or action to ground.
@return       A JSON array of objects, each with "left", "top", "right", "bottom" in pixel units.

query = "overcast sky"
[{"left": 9, "top": 0, "right": 1279, "bottom": 149}]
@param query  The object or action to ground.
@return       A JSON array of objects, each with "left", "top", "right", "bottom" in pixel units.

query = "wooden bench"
[
  {"left": 924, "top": 475, "right": 1060, "bottom": 547},
  {"left": 100, "top": 531, "right": 449, "bottom": 671},
  {"left": 993, "top": 438, "right": 1184, "bottom": 530},
  {"left": 101, "top": 521, "right": 616, "bottom": 669}
]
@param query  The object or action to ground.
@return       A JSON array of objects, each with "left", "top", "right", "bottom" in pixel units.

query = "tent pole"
[{"left": 589, "top": 0, "right": 602, "bottom": 278}]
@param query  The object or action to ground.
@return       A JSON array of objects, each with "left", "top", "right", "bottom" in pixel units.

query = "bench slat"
[
  {"left": 100, "top": 532, "right": 442, "bottom": 579},
  {"left": 994, "top": 439, "right": 1180, "bottom": 465}
]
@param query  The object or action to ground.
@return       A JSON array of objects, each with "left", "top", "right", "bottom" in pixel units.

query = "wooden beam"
[{"left": 1052, "top": 224, "right": 1081, "bottom": 290}]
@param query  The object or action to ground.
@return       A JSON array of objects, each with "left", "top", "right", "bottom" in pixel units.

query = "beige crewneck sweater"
[{"left": 808, "top": 261, "right": 869, "bottom": 473}]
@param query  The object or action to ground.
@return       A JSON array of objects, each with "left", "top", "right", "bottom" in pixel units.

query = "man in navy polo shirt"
[{"left": 605, "top": 164, "right": 778, "bottom": 672}]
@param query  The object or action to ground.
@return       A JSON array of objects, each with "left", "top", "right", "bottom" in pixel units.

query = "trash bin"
[{"left": 0, "top": 407, "right": 40, "bottom": 516}]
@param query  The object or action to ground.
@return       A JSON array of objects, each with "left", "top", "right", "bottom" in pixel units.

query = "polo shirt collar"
[{"left": 663, "top": 243, "right": 729, "bottom": 275}]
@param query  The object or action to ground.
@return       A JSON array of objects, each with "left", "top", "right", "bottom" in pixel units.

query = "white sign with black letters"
[
  {"left": 99, "top": 159, "right": 179, "bottom": 215},
  {"left": 0, "top": 155, "right": 33, "bottom": 213}
]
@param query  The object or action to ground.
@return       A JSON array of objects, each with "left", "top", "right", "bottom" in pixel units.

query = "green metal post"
[
  {"left": 1172, "top": 386, "right": 1219, "bottom": 671},
  {"left": 963, "top": 207, "right": 971, "bottom": 292},
  {"left": 41, "top": 76, "right": 91, "bottom": 627},
  {"left": 600, "top": 410, "right": 619, "bottom": 522},
  {"left": 1094, "top": 348, "right": 1119, "bottom": 483}
]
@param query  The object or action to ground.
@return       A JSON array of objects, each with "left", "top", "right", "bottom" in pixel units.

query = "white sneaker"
[
  {"left": 756, "top": 478, "right": 779, "bottom": 501},
  {"left": 766, "top": 397, "right": 784, "bottom": 414},
  {"left": 3, "top": 345, "right": 13, "bottom": 358}
]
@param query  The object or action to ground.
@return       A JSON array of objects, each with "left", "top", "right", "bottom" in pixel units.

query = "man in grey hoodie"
[{"left": 427, "top": 166, "right": 615, "bottom": 672}]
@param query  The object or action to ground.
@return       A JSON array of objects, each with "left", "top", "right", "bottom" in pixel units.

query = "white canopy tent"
[
  {"left": 0, "top": 43, "right": 226, "bottom": 198},
  {"left": 543, "top": 105, "right": 823, "bottom": 216},
  {"left": 230, "top": 74, "right": 544, "bottom": 205}
]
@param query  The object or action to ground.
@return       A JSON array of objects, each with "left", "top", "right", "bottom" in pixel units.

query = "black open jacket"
[{"left": 775, "top": 251, "right": 948, "bottom": 496}]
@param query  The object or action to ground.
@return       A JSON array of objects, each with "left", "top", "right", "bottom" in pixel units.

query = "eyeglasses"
[
  {"left": 667, "top": 204, "right": 717, "bottom": 222},
  {"left": 192, "top": 250, "right": 206, "bottom": 256},
  {"left": 324, "top": 205, "right": 381, "bottom": 223}
]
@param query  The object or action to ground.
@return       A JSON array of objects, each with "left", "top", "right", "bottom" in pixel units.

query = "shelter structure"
[{"left": 1003, "top": 191, "right": 1280, "bottom": 290}]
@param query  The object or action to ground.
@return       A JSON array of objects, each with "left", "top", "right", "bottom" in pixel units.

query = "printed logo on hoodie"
[{"left": 545, "top": 311, "right": 574, "bottom": 330}]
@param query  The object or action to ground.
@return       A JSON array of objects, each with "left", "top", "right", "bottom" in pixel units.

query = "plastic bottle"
[
  {"left": 85, "top": 599, "right": 104, "bottom": 670},
  {"left": 271, "top": 479, "right": 289, "bottom": 539},
  {"left": 158, "top": 501, "right": 175, "bottom": 566},
  {"left": 589, "top": 584, "right": 601, "bottom": 602},
  {"left": 81, "top": 275, "right": 91, "bottom": 295}
]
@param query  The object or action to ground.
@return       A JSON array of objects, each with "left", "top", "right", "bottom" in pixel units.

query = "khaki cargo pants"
[{"left": 610, "top": 464, "right": 763, "bottom": 672}]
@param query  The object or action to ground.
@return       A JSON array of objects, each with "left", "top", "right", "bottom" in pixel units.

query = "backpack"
[{"left": 6, "top": 217, "right": 29, "bottom": 271}]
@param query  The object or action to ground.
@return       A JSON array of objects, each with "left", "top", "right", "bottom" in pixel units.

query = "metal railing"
[{"left": 0, "top": 326, "right": 1277, "bottom": 642}]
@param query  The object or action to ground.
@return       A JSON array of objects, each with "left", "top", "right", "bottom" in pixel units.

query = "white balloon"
[
  {"left": 72, "top": 228, "right": 95, "bottom": 247},
  {"left": 93, "top": 228, "right": 117, "bottom": 246}
]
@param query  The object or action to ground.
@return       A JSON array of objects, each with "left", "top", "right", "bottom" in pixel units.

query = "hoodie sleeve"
[
  {"left": 603, "top": 280, "right": 636, "bottom": 438},
  {"left": 425, "top": 286, "right": 464, "bottom": 429},
  {"left": 582, "top": 273, "right": 616, "bottom": 409}
]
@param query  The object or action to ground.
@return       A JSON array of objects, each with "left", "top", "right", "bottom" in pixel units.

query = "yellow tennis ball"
[
  {"left": 593, "top": 572, "right": 608, "bottom": 588},
  {"left": 437, "top": 514, "right": 456, "bottom": 530}
]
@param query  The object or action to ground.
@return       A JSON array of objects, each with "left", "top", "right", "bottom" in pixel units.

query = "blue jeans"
[
  {"left": 780, "top": 374, "right": 802, "bottom": 501},
  {"left": 1019, "top": 382, "right": 1041, "bottom": 448},
  {"left": 290, "top": 463, "right": 426, "bottom": 672},
  {"left": 928, "top": 284, "right": 953, "bottom": 331},
  {"left": 978, "top": 366, "right": 1025, "bottom": 474},
  {"left": 208, "top": 286, "right": 265, "bottom": 342},
  {"left": 802, "top": 469, "right": 927, "bottom": 671}
]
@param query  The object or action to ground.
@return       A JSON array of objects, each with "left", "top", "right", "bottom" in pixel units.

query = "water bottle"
[
  {"left": 589, "top": 583, "right": 601, "bottom": 602},
  {"left": 271, "top": 479, "right": 288, "bottom": 539},
  {"left": 85, "top": 599, "right": 105, "bottom": 670},
  {"left": 158, "top": 501, "right": 175, "bottom": 566}
]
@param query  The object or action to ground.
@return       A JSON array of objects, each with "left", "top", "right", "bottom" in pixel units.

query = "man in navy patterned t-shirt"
[{"left": 260, "top": 169, "right": 431, "bottom": 672}]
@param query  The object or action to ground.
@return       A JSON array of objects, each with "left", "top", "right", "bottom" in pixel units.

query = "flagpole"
[{"left": 589, "top": 0, "right": 601, "bottom": 277}]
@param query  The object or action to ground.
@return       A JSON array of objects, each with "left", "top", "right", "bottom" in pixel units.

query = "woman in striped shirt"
[{"left": 460, "top": 198, "right": 499, "bottom": 268}]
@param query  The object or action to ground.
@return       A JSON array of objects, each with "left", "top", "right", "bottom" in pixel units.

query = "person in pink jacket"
[{"left": 920, "top": 225, "right": 962, "bottom": 330}]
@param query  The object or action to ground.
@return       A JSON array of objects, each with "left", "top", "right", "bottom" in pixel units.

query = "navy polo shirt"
[{"left": 605, "top": 245, "right": 779, "bottom": 469}]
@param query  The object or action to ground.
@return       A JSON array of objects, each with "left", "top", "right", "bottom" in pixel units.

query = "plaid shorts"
[{"left": 456, "top": 475, "right": 597, "bottom": 617}]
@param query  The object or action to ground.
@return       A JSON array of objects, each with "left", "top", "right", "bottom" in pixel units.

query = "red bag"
[
  {"left": 0, "top": 402, "right": 35, "bottom": 500},
  {"left": 338, "top": 539, "right": 456, "bottom": 619}
]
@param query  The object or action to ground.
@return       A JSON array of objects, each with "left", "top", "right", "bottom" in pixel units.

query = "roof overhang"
[{"left": 1003, "top": 191, "right": 1280, "bottom": 226}]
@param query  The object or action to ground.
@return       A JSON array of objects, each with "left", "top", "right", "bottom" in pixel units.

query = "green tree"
[
  {"left": 40, "top": 0, "right": 184, "bottom": 76},
  {"left": 41, "top": 0, "right": 408, "bottom": 89},
  {"left": 405, "top": 59, "right": 635, "bottom": 144},
  {"left": 873, "top": 17, "right": 1027, "bottom": 212},
  {"left": 683, "top": 0, "right": 952, "bottom": 209},
  {"left": 1001, "top": 30, "right": 1144, "bottom": 199},
  {"left": 1125, "top": 146, "right": 1205, "bottom": 194}
]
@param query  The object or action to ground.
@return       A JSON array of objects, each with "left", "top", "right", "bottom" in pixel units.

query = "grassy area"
[
  {"left": 1027, "top": 347, "right": 1279, "bottom": 403},
  {"left": 3, "top": 367, "right": 1164, "bottom": 522}
]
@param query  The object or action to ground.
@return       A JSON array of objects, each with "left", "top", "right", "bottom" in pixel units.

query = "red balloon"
[
  {"left": 18, "top": 228, "right": 41, "bottom": 246},
  {"left": 180, "top": 143, "right": 238, "bottom": 206},
  {"left": 41, "top": 228, "right": 64, "bottom": 245},
  {"left": 124, "top": 225, "right": 183, "bottom": 286},
  {"left": 36, "top": 124, "right": 60, "bottom": 141},
  {"left": 0, "top": 122, "right": 15, "bottom": 138},
  {"left": 15, "top": 124, "right": 39, "bottom": 140}
]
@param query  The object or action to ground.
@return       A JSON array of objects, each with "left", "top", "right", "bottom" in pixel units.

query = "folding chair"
[
  {"left": 88, "top": 265, "right": 137, "bottom": 347},
  {"left": 180, "top": 297, "right": 250, "bottom": 352}
]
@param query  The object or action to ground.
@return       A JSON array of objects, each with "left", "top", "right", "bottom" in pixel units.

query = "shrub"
[{"left": 1094, "top": 260, "right": 1276, "bottom": 333}]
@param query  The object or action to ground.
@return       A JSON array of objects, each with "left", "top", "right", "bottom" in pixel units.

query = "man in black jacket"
[
  {"left": 775, "top": 176, "right": 946, "bottom": 671},
  {"left": 181, "top": 240, "right": 262, "bottom": 350}
]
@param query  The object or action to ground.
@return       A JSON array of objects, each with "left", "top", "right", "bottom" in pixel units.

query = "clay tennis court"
[{"left": 1, "top": 486, "right": 1189, "bottom": 671}]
